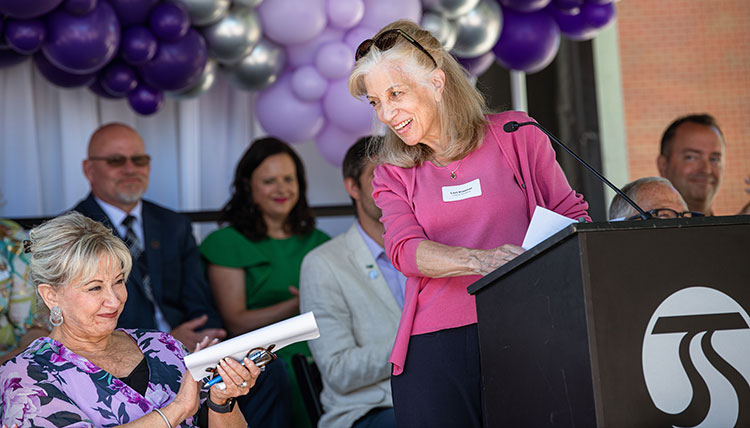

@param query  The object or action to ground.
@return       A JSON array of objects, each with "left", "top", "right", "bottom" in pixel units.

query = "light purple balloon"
[
  {"left": 315, "top": 41, "right": 354, "bottom": 80},
  {"left": 257, "top": 0, "right": 326, "bottom": 46},
  {"left": 582, "top": 1, "right": 616, "bottom": 30},
  {"left": 498, "top": 0, "right": 551, "bottom": 13},
  {"left": 42, "top": 1, "right": 120, "bottom": 74},
  {"left": 315, "top": 123, "right": 362, "bottom": 167},
  {"left": 360, "top": 0, "right": 421, "bottom": 32},
  {"left": 120, "top": 26, "right": 158, "bottom": 65},
  {"left": 101, "top": 62, "right": 138, "bottom": 96},
  {"left": 326, "top": 0, "right": 364, "bottom": 30},
  {"left": 256, "top": 75, "right": 325, "bottom": 143},
  {"left": 291, "top": 65, "right": 328, "bottom": 101},
  {"left": 64, "top": 0, "right": 97, "bottom": 15},
  {"left": 0, "top": 0, "right": 63, "bottom": 19},
  {"left": 344, "top": 26, "right": 376, "bottom": 52},
  {"left": 108, "top": 0, "right": 159, "bottom": 26},
  {"left": 139, "top": 28, "right": 207, "bottom": 91},
  {"left": 5, "top": 19, "right": 46, "bottom": 55},
  {"left": 33, "top": 52, "right": 97, "bottom": 87},
  {"left": 457, "top": 51, "right": 495, "bottom": 77},
  {"left": 149, "top": 1, "right": 190, "bottom": 42},
  {"left": 285, "top": 27, "right": 344, "bottom": 68},
  {"left": 128, "top": 82, "right": 163, "bottom": 115},
  {"left": 492, "top": 6, "right": 560, "bottom": 73},
  {"left": 323, "top": 78, "right": 373, "bottom": 134}
]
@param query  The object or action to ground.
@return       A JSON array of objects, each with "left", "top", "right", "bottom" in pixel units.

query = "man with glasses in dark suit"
[{"left": 608, "top": 176, "right": 699, "bottom": 221}]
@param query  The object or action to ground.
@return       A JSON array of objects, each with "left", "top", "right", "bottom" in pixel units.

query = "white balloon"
[
  {"left": 221, "top": 38, "right": 285, "bottom": 91},
  {"left": 423, "top": 0, "right": 480, "bottom": 19},
  {"left": 202, "top": 6, "right": 262, "bottom": 64},
  {"left": 420, "top": 11, "right": 458, "bottom": 51},
  {"left": 176, "top": 0, "right": 230, "bottom": 26},
  {"left": 450, "top": 0, "right": 502, "bottom": 58},
  {"left": 169, "top": 59, "right": 217, "bottom": 99},
  {"left": 235, "top": 0, "right": 264, "bottom": 7}
]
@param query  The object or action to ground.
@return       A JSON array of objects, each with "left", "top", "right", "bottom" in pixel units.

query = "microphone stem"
[{"left": 517, "top": 121, "right": 650, "bottom": 220}]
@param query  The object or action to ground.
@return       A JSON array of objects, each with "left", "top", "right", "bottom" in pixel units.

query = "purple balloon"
[
  {"left": 499, "top": 0, "right": 552, "bottom": 13},
  {"left": 285, "top": 27, "right": 344, "bottom": 68},
  {"left": 344, "top": 26, "right": 376, "bottom": 52},
  {"left": 492, "top": 7, "right": 560, "bottom": 73},
  {"left": 554, "top": 0, "right": 582, "bottom": 14},
  {"left": 326, "top": 0, "right": 364, "bottom": 30},
  {"left": 323, "top": 78, "right": 373, "bottom": 134},
  {"left": 64, "top": 0, "right": 97, "bottom": 15},
  {"left": 42, "top": 1, "right": 120, "bottom": 74},
  {"left": 457, "top": 51, "right": 496, "bottom": 77},
  {"left": 291, "top": 65, "right": 328, "bottom": 101},
  {"left": 315, "top": 41, "right": 354, "bottom": 80},
  {"left": 149, "top": 2, "right": 189, "bottom": 42},
  {"left": 128, "top": 82, "right": 163, "bottom": 115},
  {"left": 582, "top": 1, "right": 616, "bottom": 30},
  {"left": 34, "top": 53, "right": 96, "bottom": 87},
  {"left": 258, "top": 0, "right": 326, "bottom": 45},
  {"left": 0, "top": 48, "right": 28, "bottom": 68},
  {"left": 0, "top": 0, "right": 63, "bottom": 19},
  {"left": 360, "top": 0, "right": 421, "bottom": 32},
  {"left": 5, "top": 19, "right": 45, "bottom": 55},
  {"left": 108, "top": 0, "right": 159, "bottom": 26},
  {"left": 120, "top": 26, "right": 158, "bottom": 65},
  {"left": 550, "top": 6, "right": 596, "bottom": 40},
  {"left": 315, "top": 123, "right": 362, "bottom": 166},
  {"left": 89, "top": 77, "right": 123, "bottom": 98},
  {"left": 139, "top": 28, "right": 208, "bottom": 91},
  {"left": 256, "top": 75, "right": 325, "bottom": 143},
  {"left": 101, "top": 62, "right": 138, "bottom": 96}
]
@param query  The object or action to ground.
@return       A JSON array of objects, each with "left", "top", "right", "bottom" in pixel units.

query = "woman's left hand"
[{"left": 209, "top": 356, "right": 261, "bottom": 404}]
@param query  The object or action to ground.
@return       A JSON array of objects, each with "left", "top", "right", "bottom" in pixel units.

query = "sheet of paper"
[
  {"left": 521, "top": 206, "right": 576, "bottom": 250},
  {"left": 184, "top": 311, "right": 320, "bottom": 381}
]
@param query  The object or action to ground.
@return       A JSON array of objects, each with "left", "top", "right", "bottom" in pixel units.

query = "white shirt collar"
[{"left": 94, "top": 196, "right": 143, "bottom": 238}]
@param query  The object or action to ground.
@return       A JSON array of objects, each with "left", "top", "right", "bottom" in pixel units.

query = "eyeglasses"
[
  {"left": 355, "top": 28, "right": 437, "bottom": 68},
  {"left": 203, "top": 344, "right": 277, "bottom": 387},
  {"left": 88, "top": 154, "right": 151, "bottom": 167},
  {"left": 625, "top": 208, "right": 705, "bottom": 221}
]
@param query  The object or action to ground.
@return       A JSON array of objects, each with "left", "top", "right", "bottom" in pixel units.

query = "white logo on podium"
[{"left": 642, "top": 286, "right": 750, "bottom": 428}]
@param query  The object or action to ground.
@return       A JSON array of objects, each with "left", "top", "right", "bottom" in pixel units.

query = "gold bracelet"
[{"left": 154, "top": 408, "right": 173, "bottom": 428}]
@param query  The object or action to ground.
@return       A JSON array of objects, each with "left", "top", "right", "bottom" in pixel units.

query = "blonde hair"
[
  {"left": 348, "top": 20, "right": 488, "bottom": 168},
  {"left": 27, "top": 212, "right": 132, "bottom": 289}
]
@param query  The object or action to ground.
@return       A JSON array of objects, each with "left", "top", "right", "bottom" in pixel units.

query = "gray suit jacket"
[{"left": 300, "top": 223, "right": 401, "bottom": 428}]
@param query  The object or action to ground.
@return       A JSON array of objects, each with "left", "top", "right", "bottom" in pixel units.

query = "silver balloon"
[
  {"left": 234, "top": 0, "right": 264, "bottom": 7},
  {"left": 221, "top": 38, "right": 285, "bottom": 92},
  {"left": 169, "top": 59, "right": 218, "bottom": 99},
  {"left": 423, "top": 0, "right": 480, "bottom": 19},
  {"left": 202, "top": 6, "right": 262, "bottom": 64},
  {"left": 450, "top": 0, "right": 502, "bottom": 58},
  {"left": 176, "top": 0, "right": 230, "bottom": 26},
  {"left": 421, "top": 11, "right": 458, "bottom": 51}
]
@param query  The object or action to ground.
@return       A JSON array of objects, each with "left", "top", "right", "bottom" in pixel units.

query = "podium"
[{"left": 467, "top": 216, "right": 750, "bottom": 428}]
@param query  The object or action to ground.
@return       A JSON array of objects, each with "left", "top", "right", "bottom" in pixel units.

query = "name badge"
[{"left": 442, "top": 178, "right": 482, "bottom": 202}]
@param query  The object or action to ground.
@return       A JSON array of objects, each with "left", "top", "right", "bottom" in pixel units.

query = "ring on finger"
[{"left": 239, "top": 381, "right": 248, "bottom": 388}]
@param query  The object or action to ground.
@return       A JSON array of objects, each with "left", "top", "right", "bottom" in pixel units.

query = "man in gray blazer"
[{"left": 300, "top": 137, "right": 404, "bottom": 428}]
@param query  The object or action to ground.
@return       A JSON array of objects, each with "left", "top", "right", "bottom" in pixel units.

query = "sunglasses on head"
[
  {"left": 355, "top": 28, "right": 437, "bottom": 68},
  {"left": 88, "top": 154, "right": 151, "bottom": 167}
]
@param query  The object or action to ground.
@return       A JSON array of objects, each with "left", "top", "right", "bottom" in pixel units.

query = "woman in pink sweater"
[{"left": 348, "top": 20, "right": 590, "bottom": 428}]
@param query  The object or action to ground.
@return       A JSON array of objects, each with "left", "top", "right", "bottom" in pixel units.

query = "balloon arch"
[{"left": 0, "top": 0, "right": 617, "bottom": 165}]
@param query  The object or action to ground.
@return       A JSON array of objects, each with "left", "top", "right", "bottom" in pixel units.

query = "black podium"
[{"left": 467, "top": 216, "right": 750, "bottom": 428}]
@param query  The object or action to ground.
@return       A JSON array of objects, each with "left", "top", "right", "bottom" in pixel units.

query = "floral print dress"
[{"left": 0, "top": 329, "right": 202, "bottom": 428}]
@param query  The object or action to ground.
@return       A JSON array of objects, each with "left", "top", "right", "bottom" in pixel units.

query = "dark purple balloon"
[
  {"left": 89, "top": 77, "right": 123, "bottom": 98},
  {"left": 108, "top": 0, "right": 159, "bottom": 27},
  {"left": 554, "top": 0, "right": 582, "bottom": 13},
  {"left": 0, "top": 0, "right": 63, "bottom": 19},
  {"left": 149, "top": 2, "right": 189, "bottom": 42},
  {"left": 582, "top": 1, "right": 616, "bottom": 29},
  {"left": 33, "top": 52, "right": 97, "bottom": 87},
  {"left": 550, "top": 5, "right": 596, "bottom": 40},
  {"left": 0, "top": 48, "right": 27, "bottom": 68},
  {"left": 120, "top": 26, "right": 158, "bottom": 65},
  {"left": 128, "top": 81, "right": 163, "bottom": 115},
  {"left": 499, "top": 0, "right": 552, "bottom": 13},
  {"left": 492, "top": 7, "right": 560, "bottom": 73},
  {"left": 139, "top": 28, "right": 207, "bottom": 92},
  {"left": 101, "top": 62, "right": 138, "bottom": 96},
  {"left": 5, "top": 19, "right": 45, "bottom": 55},
  {"left": 457, "top": 51, "right": 496, "bottom": 77},
  {"left": 42, "top": 1, "right": 120, "bottom": 74},
  {"left": 64, "top": 0, "right": 97, "bottom": 15}
]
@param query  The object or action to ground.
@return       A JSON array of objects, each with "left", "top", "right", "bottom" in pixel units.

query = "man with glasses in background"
[
  {"left": 608, "top": 176, "right": 700, "bottom": 221},
  {"left": 73, "top": 123, "right": 294, "bottom": 428}
]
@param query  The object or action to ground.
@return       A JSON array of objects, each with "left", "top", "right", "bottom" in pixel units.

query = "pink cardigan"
[{"left": 372, "top": 111, "right": 590, "bottom": 375}]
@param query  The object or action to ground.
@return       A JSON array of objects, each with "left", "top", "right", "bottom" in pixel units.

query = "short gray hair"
[
  {"left": 608, "top": 176, "right": 675, "bottom": 220},
  {"left": 27, "top": 212, "right": 132, "bottom": 288}
]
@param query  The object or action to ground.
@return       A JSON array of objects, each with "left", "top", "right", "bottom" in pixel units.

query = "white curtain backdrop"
[{"left": 0, "top": 61, "right": 352, "bottom": 237}]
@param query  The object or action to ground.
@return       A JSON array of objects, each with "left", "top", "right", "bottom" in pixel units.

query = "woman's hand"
[
  {"left": 472, "top": 244, "right": 526, "bottom": 275},
  {"left": 164, "top": 371, "right": 201, "bottom": 423},
  {"left": 209, "top": 356, "right": 261, "bottom": 405}
]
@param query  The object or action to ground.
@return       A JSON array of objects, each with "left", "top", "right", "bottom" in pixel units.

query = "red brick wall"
[{"left": 616, "top": 0, "right": 750, "bottom": 215}]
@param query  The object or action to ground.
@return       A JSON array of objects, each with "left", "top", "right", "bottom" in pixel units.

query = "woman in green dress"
[{"left": 200, "top": 137, "right": 329, "bottom": 428}]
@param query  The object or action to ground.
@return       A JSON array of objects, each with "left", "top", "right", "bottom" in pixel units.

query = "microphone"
[{"left": 504, "top": 120, "right": 651, "bottom": 220}]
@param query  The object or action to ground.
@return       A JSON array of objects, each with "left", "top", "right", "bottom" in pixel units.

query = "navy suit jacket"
[{"left": 73, "top": 194, "right": 222, "bottom": 330}]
